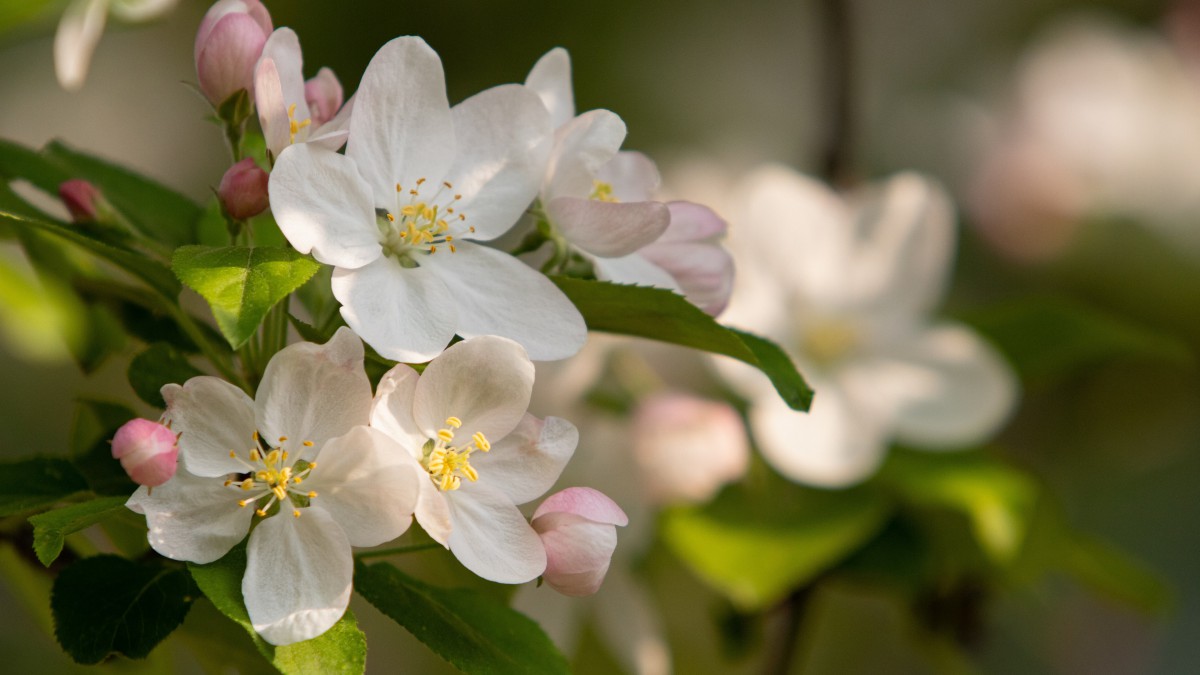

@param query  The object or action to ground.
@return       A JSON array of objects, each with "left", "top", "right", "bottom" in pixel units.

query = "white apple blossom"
[
  {"left": 719, "top": 166, "right": 1018, "bottom": 487},
  {"left": 269, "top": 37, "right": 585, "bottom": 362},
  {"left": 54, "top": 0, "right": 177, "bottom": 91},
  {"left": 126, "top": 328, "right": 419, "bottom": 645},
  {"left": 254, "top": 27, "right": 353, "bottom": 160},
  {"left": 370, "top": 335, "right": 578, "bottom": 583},
  {"left": 524, "top": 48, "right": 734, "bottom": 315}
]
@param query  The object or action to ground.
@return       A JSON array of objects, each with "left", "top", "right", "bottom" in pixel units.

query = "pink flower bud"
[
  {"left": 58, "top": 179, "right": 102, "bottom": 223},
  {"left": 532, "top": 487, "right": 628, "bottom": 597},
  {"left": 304, "top": 67, "right": 344, "bottom": 128},
  {"left": 640, "top": 201, "right": 735, "bottom": 316},
  {"left": 218, "top": 158, "right": 269, "bottom": 220},
  {"left": 631, "top": 393, "right": 748, "bottom": 505},
  {"left": 194, "top": 0, "right": 273, "bottom": 106},
  {"left": 111, "top": 419, "right": 178, "bottom": 487}
]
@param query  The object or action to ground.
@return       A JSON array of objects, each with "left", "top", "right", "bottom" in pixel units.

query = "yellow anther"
[
  {"left": 401, "top": 205, "right": 418, "bottom": 216},
  {"left": 250, "top": 449, "right": 260, "bottom": 461},
  {"left": 229, "top": 450, "right": 236, "bottom": 458},
  {"left": 395, "top": 182, "right": 402, "bottom": 192},
  {"left": 224, "top": 479, "right": 233, "bottom": 487},
  {"left": 410, "top": 189, "right": 419, "bottom": 196},
  {"left": 256, "top": 508, "right": 267, "bottom": 517},
  {"left": 309, "top": 462, "right": 318, "bottom": 469},
  {"left": 253, "top": 431, "right": 259, "bottom": 441},
  {"left": 437, "top": 428, "right": 455, "bottom": 442},
  {"left": 307, "top": 491, "right": 318, "bottom": 498},
  {"left": 278, "top": 436, "right": 288, "bottom": 443},
  {"left": 303, "top": 440, "right": 314, "bottom": 447},
  {"left": 255, "top": 471, "right": 268, "bottom": 481},
  {"left": 446, "top": 235, "right": 454, "bottom": 241},
  {"left": 473, "top": 432, "right": 491, "bottom": 452},
  {"left": 282, "top": 451, "right": 289, "bottom": 461},
  {"left": 469, "top": 226, "right": 476, "bottom": 232},
  {"left": 241, "top": 479, "right": 255, "bottom": 490},
  {"left": 430, "top": 246, "right": 437, "bottom": 253},
  {"left": 293, "top": 510, "right": 301, "bottom": 518},
  {"left": 463, "top": 465, "right": 479, "bottom": 482},
  {"left": 386, "top": 213, "right": 395, "bottom": 222},
  {"left": 266, "top": 449, "right": 281, "bottom": 465},
  {"left": 293, "top": 476, "right": 303, "bottom": 484},
  {"left": 272, "top": 485, "right": 287, "bottom": 500},
  {"left": 449, "top": 245, "right": 457, "bottom": 253},
  {"left": 445, "top": 416, "right": 462, "bottom": 428},
  {"left": 443, "top": 181, "right": 453, "bottom": 188},
  {"left": 416, "top": 177, "right": 426, "bottom": 185},
  {"left": 238, "top": 499, "right": 250, "bottom": 508},
  {"left": 454, "top": 193, "right": 462, "bottom": 200}
]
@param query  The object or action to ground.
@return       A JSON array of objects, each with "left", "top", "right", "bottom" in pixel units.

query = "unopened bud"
[
  {"left": 532, "top": 487, "right": 628, "bottom": 597},
  {"left": 219, "top": 158, "right": 269, "bottom": 220},
  {"left": 640, "top": 201, "right": 735, "bottom": 316},
  {"left": 194, "top": 0, "right": 273, "bottom": 107},
  {"left": 58, "top": 179, "right": 102, "bottom": 223},
  {"left": 111, "top": 419, "right": 178, "bottom": 487}
]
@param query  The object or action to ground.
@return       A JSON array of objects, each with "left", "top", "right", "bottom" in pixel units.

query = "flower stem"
[{"left": 354, "top": 543, "right": 443, "bottom": 560}]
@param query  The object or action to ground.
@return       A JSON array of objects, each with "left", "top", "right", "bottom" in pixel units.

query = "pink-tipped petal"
[
  {"left": 533, "top": 487, "right": 628, "bottom": 526},
  {"left": 111, "top": 419, "right": 179, "bottom": 487}
]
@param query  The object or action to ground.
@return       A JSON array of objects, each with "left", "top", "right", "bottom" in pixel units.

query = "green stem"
[
  {"left": 354, "top": 543, "right": 443, "bottom": 560},
  {"left": 170, "top": 305, "right": 246, "bottom": 391}
]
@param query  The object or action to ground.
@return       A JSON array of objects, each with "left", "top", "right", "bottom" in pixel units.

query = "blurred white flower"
[
  {"left": 631, "top": 393, "right": 748, "bottom": 505},
  {"left": 525, "top": 48, "right": 734, "bottom": 315},
  {"left": 127, "top": 328, "right": 420, "bottom": 645},
  {"left": 720, "top": 166, "right": 1017, "bottom": 487},
  {"left": 54, "top": 0, "right": 177, "bottom": 91},
  {"left": 967, "top": 18, "right": 1200, "bottom": 260},
  {"left": 269, "top": 37, "right": 584, "bottom": 362},
  {"left": 370, "top": 336, "right": 579, "bottom": 584}
]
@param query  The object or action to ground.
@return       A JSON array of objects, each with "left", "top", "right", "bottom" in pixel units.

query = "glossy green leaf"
[
  {"left": 42, "top": 140, "right": 201, "bottom": 246},
  {"left": 662, "top": 480, "right": 891, "bottom": 610},
  {"left": 128, "top": 342, "right": 203, "bottom": 408},
  {"left": 961, "top": 296, "right": 1193, "bottom": 385},
  {"left": 880, "top": 450, "right": 1037, "bottom": 564},
  {"left": 551, "top": 277, "right": 813, "bottom": 411},
  {"left": 0, "top": 458, "right": 89, "bottom": 517},
  {"left": 173, "top": 245, "right": 322, "bottom": 349},
  {"left": 188, "top": 543, "right": 367, "bottom": 675},
  {"left": 0, "top": 210, "right": 180, "bottom": 299},
  {"left": 51, "top": 555, "right": 197, "bottom": 664},
  {"left": 29, "top": 496, "right": 129, "bottom": 567},
  {"left": 355, "top": 561, "right": 570, "bottom": 675}
]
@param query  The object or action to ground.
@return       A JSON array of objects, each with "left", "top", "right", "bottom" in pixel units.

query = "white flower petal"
[
  {"left": 331, "top": 256, "right": 457, "bottom": 363},
  {"left": 592, "top": 253, "right": 680, "bottom": 291},
  {"left": 545, "top": 109, "right": 626, "bottom": 201},
  {"left": 525, "top": 47, "right": 575, "bottom": 128},
  {"left": 546, "top": 197, "right": 670, "bottom": 258},
  {"left": 596, "top": 151, "right": 660, "bottom": 203},
  {"left": 254, "top": 58, "right": 291, "bottom": 159},
  {"left": 127, "top": 469, "right": 253, "bottom": 563},
  {"left": 54, "top": 0, "right": 108, "bottom": 92},
  {"left": 850, "top": 323, "right": 1018, "bottom": 449},
  {"left": 255, "top": 327, "right": 371, "bottom": 460},
  {"left": 446, "top": 483, "right": 546, "bottom": 583},
  {"left": 370, "top": 363, "right": 425, "bottom": 456},
  {"left": 473, "top": 414, "right": 577, "bottom": 505},
  {"left": 162, "top": 376, "right": 255, "bottom": 477},
  {"left": 347, "top": 36, "right": 455, "bottom": 206},
  {"left": 109, "top": 0, "right": 176, "bottom": 22},
  {"left": 270, "top": 143, "right": 382, "bottom": 269},
  {"left": 255, "top": 28, "right": 307, "bottom": 157},
  {"left": 244, "top": 507, "right": 352, "bottom": 646},
  {"left": 443, "top": 84, "right": 551, "bottom": 241},
  {"left": 308, "top": 92, "right": 354, "bottom": 151},
  {"left": 428, "top": 241, "right": 585, "bottom": 361},
  {"left": 413, "top": 336, "right": 533, "bottom": 445},
  {"left": 750, "top": 381, "right": 888, "bottom": 488},
  {"left": 304, "top": 426, "right": 418, "bottom": 547},
  {"left": 414, "top": 473, "right": 453, "bottom": 547}
]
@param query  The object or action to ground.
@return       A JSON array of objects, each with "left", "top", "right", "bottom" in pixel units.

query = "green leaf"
[
  {"left": 128, "top": 342, "right": 203, "bottom": 408},
  {"left": 960, "top": 297, "right": 1194, "bottom": 385},
  {"left": 51, "top": 555, "right": 197, "bottom": 664},
  {"left": 880, "top": 450, "right": 1037, "bottom": 564},
  {"left": 0, "top": 458, "right": 89, "bottom": 517},
  {"left": 0, "top": 139, "right": 71, "bottom": 192},
  {"left": 68, "top": 399, "right": 138, "bottom": 497},
  {"left": 188, "top": 543, "right": 367, "bottom": 675},
  {"left": 42, "top": 140, "right": 202, "bottom": 247},
  {"left": 662, "top": 480, "right": 891, "bottom": 610},
  {"left": 0, "top": 255, "right": 85, "bottom": 362},
  {"left": 0, "top": 209, "right": 180, "bottom": 299},
  {"left": 551, "top": 277, "right": 813, "bottom": 411},
  {"left": 173, "top": 245, "right": 322, "bottom": 349},
  {"left": 28, "top": 496, "right": 129, "bottom": 567},
  {"left": 355, "top": 560, "right": 570, "bottom": 675}
]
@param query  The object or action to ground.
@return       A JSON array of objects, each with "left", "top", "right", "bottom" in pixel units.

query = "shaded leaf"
[
  {"left": 51, "top": 555, "right": 197, "bottom": 664},
  {"left": 128, "top": 343, "right": 203, "bottom": 408},
  {"left": 662, "top": 479, "right": 891, "bottom": 610},
  {"left": 188, "top": 543, "right": 367, "bottom": 675},
  {"left": 0, "top": 138, "right": 71, "bottom": 192},
  {"left": 355, "top": 560, "right": 570, "bottom": 675},
  {"left": 551, "top": 277, "right": 812, "bottom": 411},
  {"left": 29, "top": 496, "right": 129, "bottom": 567},
  {"left": 173, "top": 245, "right": 322, "bottom": 349},
  {"left": 68, "top": 399, "right": 138, "bottom": 497},
  {"left": 0, "top": 458, "right": 89, "bottom": 517}
]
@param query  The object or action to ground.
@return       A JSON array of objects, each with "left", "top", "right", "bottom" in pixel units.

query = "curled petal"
[
  {"left": 525, "top": 47, "right": 575, "bottom": 128},
  {"left": 544, "top": 109, "right": 626, "bottom": 201},
  {"left": 370, "top": 363, "right": 425, "bottom": 456},
  {"left": 546, "top": 197, "right": 670, "bottom": 258},
  {"left": 54, "top": 0, "right": 108, "bottom": 92},
  {"left": 161, "top": 376, "right": 255, "bottom": 478},
  {"left": 305, "top": 67, "right": 344, "bottom": 127},
  {"left": 595, "top": 151, "right": 661, "bottom": 203},
  {"left": 112, "top": 419, "right": 179, "bottom": 487}
]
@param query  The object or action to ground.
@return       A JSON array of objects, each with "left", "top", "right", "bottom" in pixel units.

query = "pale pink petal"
[
  {"left": 631, "top": 394, "right": 748, "bottom": 504},
  {"left": 305, "top": 67, "right": 343, "bottom": 127},
  {"left": 544, "top": 109, "right": 626, "bottom": 201},
  {"left": 533, "top": 486, "right": 627, "bottom": 526},
  {"left": 546, "top": 197, "right": 670, "bottom": 258},
  {"left": 640, "top": 241, "right": 734, "bottom": 316},
  {"left": 244, "top": 508, "right": 352, "bottom": 645},
  {"left": 413, "top": 336, "right": 533, "bottom": 446},
  {"left": 473, "top": 414, "right": 578, "bottom": 506},
  {"left": 112, "top": 419, "right": 179, "bottom": 487},
  {"left": 196, "top": 13, "right": 267, "bottom": 105},
  {"left": 370, "top": 363, "right": 425, "bottom": 456},
  {"left": 596, "top": 151, "right": 660, "bottom": 203},
  {"left": 534, "top": 512, "right": 618, "bottom": 596}
]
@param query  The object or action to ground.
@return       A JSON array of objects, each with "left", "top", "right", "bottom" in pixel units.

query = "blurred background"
[{"left": 1, "top": 0, "right": 1198, "bottom": 673}]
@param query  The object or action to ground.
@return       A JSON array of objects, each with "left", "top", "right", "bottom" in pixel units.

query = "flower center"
[
  {"left": 287, "top": 103, "right": 312, "bottom": 145},
  {"left": 379, "top": 178, "right": 474, "bottom": 266},
  {"left": 224, "top": 432, "right": 318, "bottom": 518},
  {"left": 801, "top": 318, "right": 860, "bottom": 366},
  {"left": 590, "top": 180, "right": 619, "bottom": 203},
  {"left": 420, "top": 416, "right": 491, "bottom": 492}
]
